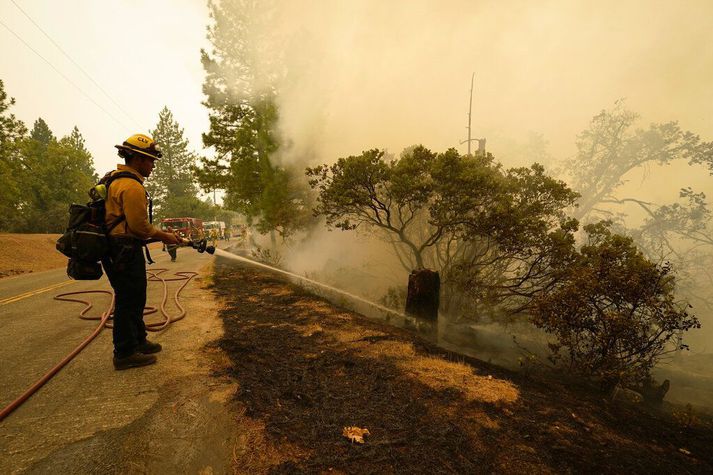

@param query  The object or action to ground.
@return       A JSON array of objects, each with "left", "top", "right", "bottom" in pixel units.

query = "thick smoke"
[
  {"left": 235, "top": 0, "right": 713, "bottom": 359},
  {"left": 226, "top": 0, "right": 713, "bottom": 407},
  {"left": 257, "top": 0, "right": 713, "bottom": 288},
  {"left": 265, "top": 0, "right": 712, "bottom": 167}
]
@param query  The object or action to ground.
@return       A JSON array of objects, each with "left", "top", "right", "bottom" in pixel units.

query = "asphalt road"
[{"left": 0, "top": 243, "right": 240, "bottom": 474}]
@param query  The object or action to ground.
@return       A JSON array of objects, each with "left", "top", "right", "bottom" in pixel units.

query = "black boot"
[
  {"left": 137, "top": 340, "right": 162, "bottom": 354},
  {"left": 113, "top": 352, "right": 157, "bottom": 370}
]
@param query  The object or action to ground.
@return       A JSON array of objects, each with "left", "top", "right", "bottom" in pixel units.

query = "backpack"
[{"left": 56, "top": 171, "right": 147, "bottom": 280}]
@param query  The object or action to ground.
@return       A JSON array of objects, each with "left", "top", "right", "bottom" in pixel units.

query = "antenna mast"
[{"left": 467, "top": 72, "right": 474, "bottom": 156}]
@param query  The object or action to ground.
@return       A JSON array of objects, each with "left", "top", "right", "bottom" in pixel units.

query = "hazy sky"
[
  {"left": 0, "top": 0, "right": 210, "bottom": 174},
  {"left": 1, "top": 0, "right": 711, "bottom": 191},
  {"left": 267, "top": 0, "right": 713, "bottom": 166}
]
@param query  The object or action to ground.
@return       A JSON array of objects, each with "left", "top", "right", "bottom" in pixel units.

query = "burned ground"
[{"left": 212, "top": 258, "right": 713, "bottom": 474}]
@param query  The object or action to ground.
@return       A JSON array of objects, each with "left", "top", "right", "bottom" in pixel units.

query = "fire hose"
[{"left": 0, "top": 239, "right": 215, "bottom": 422}]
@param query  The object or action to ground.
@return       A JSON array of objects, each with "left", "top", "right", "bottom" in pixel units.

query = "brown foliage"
[{"left": 531, "top": 222, "right": 700, "bottom": 386}]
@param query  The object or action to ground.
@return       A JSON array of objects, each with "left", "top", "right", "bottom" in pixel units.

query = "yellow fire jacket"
[{"left": 105, "top": 164, "right": 159, "bottom": 240}]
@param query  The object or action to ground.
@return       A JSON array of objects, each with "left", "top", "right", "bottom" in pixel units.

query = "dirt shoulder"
[
  {"left": 0, "top": 234, "right": 65, "bottom": 278},
  {"left": 212, "top": 258, "right": 713, "bottom": 474}
]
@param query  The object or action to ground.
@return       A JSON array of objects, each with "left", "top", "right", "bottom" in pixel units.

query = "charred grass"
[{"left": 211, "top": 259, "right": 713, "bottom": 474}]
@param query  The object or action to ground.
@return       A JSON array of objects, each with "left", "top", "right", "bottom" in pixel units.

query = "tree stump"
[
  {"left": 405, "top": 269, "right": 440, "bottom": 321},
  {"left": 640, "top": 379, "right": 670, "bottom": 405}
]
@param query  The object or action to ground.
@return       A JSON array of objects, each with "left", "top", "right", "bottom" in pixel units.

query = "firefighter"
[
  {"left": 191, "top": 223, "right": 204, "bottom": 242},
  {"left": 163, "top": 226, "right": 178, "bottom": 262},
  {"left": 167, "top": 242, "right": 178, "bottom": 262},
  {"left": 104, "top": 134, "right": 181, "bottom": 370}
]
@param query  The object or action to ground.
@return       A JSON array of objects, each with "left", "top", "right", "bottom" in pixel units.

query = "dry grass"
[
  {"left": 329, "top": 324, "right": 519, "bottom": 405},
  {"left": 401, "top": 354, "right": 519, "bottom": 405},
  {"left": 231, "top": 407, "right": 306, "bottom": 475},
  {"left": 0, "top": 233, "right": 66, "bottom": 277}
]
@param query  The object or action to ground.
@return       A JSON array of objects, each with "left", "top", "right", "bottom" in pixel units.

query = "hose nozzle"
[{"left": 182, "top": 238, "right": 215, "bottom": 255}]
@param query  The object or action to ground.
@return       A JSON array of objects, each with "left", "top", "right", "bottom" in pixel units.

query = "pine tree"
[
  {"left": 16, "top": 124, "right": 97, "bottom": 232},
  {"left": 148, "top": 107, "right": 210, "bottom": 220},
  {"left": 197, "top": 0, "right": 309, "bottom": 242},
  {"left": 58, "top": 126, "right": 98, "bottom": 186},
  {"left": 0, "top": 80, "right": 27, "bottom": 230},
  {"left": 0, "top": 85, "right": 97, "bottom": 232},
  {"left": 0, "top": 80, "right": 26, "bottom": 145},
  {"left": 29, "top": 117, "right": 55, "bottom": 146},
  {"left": 148, "top": 107, "right": 197, "bottom": 202},
  {"left": 65, "top": 126, "right": 89, "bottom": 155}
]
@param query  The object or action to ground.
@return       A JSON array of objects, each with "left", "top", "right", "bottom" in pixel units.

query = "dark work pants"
[{"left": 102, "top": 239, "right": 147, "bottom": 358}]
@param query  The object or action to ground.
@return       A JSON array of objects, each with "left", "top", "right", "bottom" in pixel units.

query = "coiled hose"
[{"left": 0, "top": 268, "right": 197, "bottom": 422}]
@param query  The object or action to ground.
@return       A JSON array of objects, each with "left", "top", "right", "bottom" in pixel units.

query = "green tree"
[
  {"left": 29, "top": 117, "right": 54, "bottom": 146},
  {"left": 62, "top": 126, "right": 97, "bottom": 177},
  {"left": 196, "top": 0, "right": 309, "bottom": 243},
  {"left": 445, "top": 162, "right": 580, "bottom": 314},
  {"left": 311, "top": 143, "right": 696, "bottom": 381},
  {"left": 15, "top": 119, "right": 57, "bottom": 231},
  {"left": 65, "top": 126, "right": 90, "bottom": 156},
  {"left": 147, "top": 106, "right": 205, "bottom": 220},
  {"left": 0, "top": 79, "right": 27, "bottom": 230},
  {"left": 15, "top": 122, "right": 96, "bottom": 232},
  {"left": 308, "top": 147, "right": 435, "bottom": 269},
  {"left": 159, "top": 195, "right": 215, "bottom": 221},
  {"left": 307, "top": 146, "right": 579, "bottom": 314},
  {"left": 0, "top": 80, "right": 26, "bottom": 144}
]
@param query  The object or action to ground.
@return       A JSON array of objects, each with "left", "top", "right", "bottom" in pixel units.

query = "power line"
[
  {"left": 0, "top": 17, "right": 131, "bottom": 130},
  {"left": 9, "top": 0, "right": 142, "bottom": 129}
]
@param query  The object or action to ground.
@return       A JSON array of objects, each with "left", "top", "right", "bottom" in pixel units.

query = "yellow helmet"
[{"left": 115, "top": 133, "right": 163, "bottom": 160}]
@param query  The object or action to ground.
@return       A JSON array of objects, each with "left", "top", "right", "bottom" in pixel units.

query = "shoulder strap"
[
  {"left": 106, "top": 215, "right": 126, "bottom": 233},
  {"left": 102, "top": 171, "right": 152, "bottom": 231},
  {"left": 101, "top": 170, "right": 144, "bottom": 189}
]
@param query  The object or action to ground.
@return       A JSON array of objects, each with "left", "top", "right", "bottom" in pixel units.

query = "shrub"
[
  {"left": 531, "top": 222, "right": 700, "bottom": 387},
  {"left": 250, "top": 246, "right": 283, "bottom": 267}
]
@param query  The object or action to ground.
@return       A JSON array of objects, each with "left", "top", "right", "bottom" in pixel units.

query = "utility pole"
[
  {"left": 467, "top": 72, "right": 474, "bottom": 156},
  {"left": 460, "top": 72, "right": 485, "bottom": 156}
]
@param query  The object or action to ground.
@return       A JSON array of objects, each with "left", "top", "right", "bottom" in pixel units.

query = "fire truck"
[{"left": 160, "top": 217, "right": 204, "bottom": 240}]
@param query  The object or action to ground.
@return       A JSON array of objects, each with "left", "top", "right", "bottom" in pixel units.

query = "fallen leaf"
[{"left": 343, "top": 426, "right": 370, "bottom": 444}]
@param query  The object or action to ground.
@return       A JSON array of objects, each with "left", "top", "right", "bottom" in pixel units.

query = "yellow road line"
[{"left": 0, "top": 280, "right": 75, "bottom": 306}]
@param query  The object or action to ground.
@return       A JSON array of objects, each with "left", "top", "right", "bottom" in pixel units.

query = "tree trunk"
[{"left": 405, "top": 269, "right": 440, "bottom": 321}]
